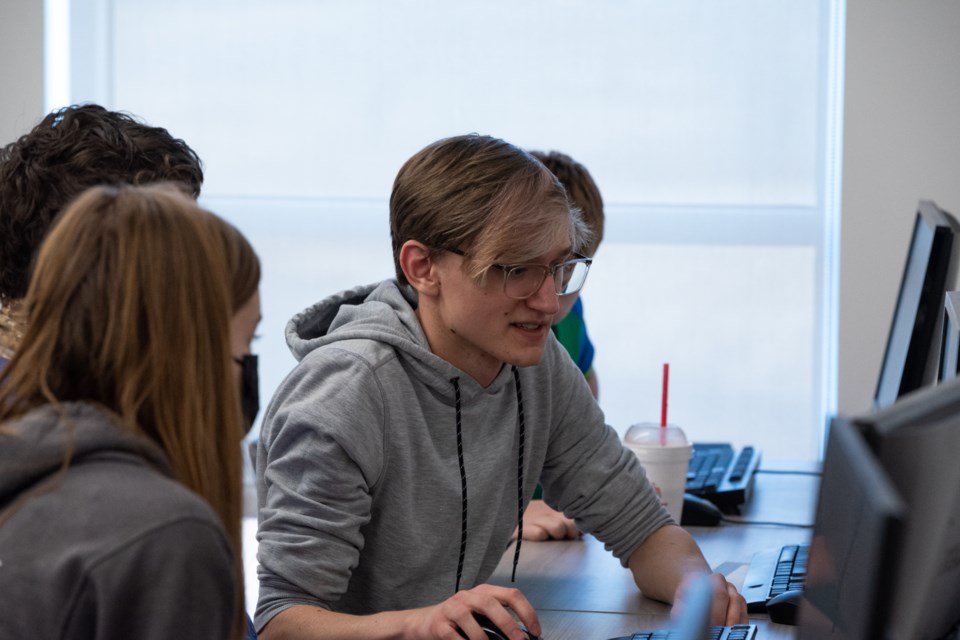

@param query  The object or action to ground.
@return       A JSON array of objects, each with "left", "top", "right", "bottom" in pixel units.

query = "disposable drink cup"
[{"left": 623, "top": 423, "right": 692, "bottom": 523}]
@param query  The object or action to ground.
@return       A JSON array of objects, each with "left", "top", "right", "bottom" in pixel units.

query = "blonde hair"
[
  {"left": 390, "top": 134, "right": 591, "bottom": 285},
  {"left": 0, "top": 183, "right": 246, "bottom": 639},
  {"left": 530, "top": 150, "right": 605, "bottom": 257}
]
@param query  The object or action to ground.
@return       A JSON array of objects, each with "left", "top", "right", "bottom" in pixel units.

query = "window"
[{"left": 61, "top": 0, "right": 845, "bottom": 461}]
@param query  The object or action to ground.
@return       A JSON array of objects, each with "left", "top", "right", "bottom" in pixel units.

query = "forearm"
[
  {"left": 259, "top": 583, "right": 541, "bottom": 640},
  {"left": 626, "top": 524, "right": 710, "bottom": 604},
  {"left": 259, "top": 605, "right": 411, "bottom": 640}
]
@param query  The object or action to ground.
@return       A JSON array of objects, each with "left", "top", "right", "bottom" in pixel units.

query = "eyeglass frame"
[{"left": 440, "top": 247, "right": 593, "bottom": 300}]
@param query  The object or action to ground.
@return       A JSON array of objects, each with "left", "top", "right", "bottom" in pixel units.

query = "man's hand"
[
  {"left": 670, "top": 571, "right": 748, "bottom": 627},
  {"left": 626, "top": 525, "right": 748, "bottom": 626},
  {"left": 517, "top": 499, "right": 580, "bottom": 541},
  {"left": 409, "top": 584, "right": 541, "bottom": 640}
]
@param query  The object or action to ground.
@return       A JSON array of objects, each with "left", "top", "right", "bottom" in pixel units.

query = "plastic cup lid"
[{"left": 624, "top": 423, "right": 690, "bottom": 447}]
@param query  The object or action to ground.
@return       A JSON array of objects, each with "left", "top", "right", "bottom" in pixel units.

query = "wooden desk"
[{"left": 489, "top": 464, "right": 820, "bottom": 639}]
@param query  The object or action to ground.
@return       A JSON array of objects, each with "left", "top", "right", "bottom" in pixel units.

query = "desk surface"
[{"left": 488, "top": 463, "right": 819, "bottom": 640}]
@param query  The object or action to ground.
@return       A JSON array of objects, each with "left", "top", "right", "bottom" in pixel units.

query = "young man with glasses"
[{"left": 254, "top": 134, "right": 746, "bottom": 640}]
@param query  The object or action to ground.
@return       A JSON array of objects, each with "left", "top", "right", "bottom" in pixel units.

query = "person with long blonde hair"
[{"left": 0, "top": 183, "right": 255, "bottom": 640}]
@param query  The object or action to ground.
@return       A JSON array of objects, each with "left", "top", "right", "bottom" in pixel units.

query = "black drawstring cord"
[
  {"left": 449, "top": 369, "right": 526, "bottom": 592},
  {"left": 511, "top": 366, "right": 525, "bottom": 582},
  {"left": 451, "top": 376, "right": 468, "bottom": 593}
]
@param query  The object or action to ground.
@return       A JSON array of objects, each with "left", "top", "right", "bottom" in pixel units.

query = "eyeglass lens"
[{"left": 503, "top": 260, "right": 590, "bottom": 299}]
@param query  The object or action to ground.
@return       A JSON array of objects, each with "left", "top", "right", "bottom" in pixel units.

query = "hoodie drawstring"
[
  {"left": 511, "top": 365, "right": 525, "bottom": 582},
  {"left": 451, "top": 376, "right": 468, "bottom": 593},
  {"left": 449, "top": 367, "right": 526, "bottom": 593}
]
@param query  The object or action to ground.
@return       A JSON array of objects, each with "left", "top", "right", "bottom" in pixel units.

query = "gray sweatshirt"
[
  {"left": 254, "top": 280, "right": 670, "bottom": 628},
  {"left": 0, "top": 402, "right": 237, "bottom": 640}
]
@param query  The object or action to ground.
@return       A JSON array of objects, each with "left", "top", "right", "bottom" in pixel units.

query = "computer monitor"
[
  {"left": 853, "top": 376, "right": 960, "bottom": 638},
  {"left": 874, "top": 200, "right": 960, "bottom": 409},
  {"left": 797, "top": 419, "right": 906, "bottom": 640},
  {"left": 938, "top": 291, "right": 960, "bottom": 382}
]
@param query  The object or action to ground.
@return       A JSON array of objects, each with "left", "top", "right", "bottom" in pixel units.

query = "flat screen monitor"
[
  {"left": 853, "top": 377, "right": 960, "bottom": 638},
  {"left": 797, "top": 419, "right": 906, "bottom": 640},
  {"left": 875, "top": 201, "right": 960, "bottom": 409},
  {"left": 938, "top": 291, "right": 960, "bottom": 382}
]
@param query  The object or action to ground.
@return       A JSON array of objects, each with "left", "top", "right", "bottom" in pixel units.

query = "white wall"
[
  {"left": 0, "top": 0, "right": 44, "bottom": 145},
  {"left": 840, "top": 1, "right": 960, "bottom": 414}
]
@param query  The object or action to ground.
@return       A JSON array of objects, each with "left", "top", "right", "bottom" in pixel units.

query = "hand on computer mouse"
[
  {"left": 420, "top": 583, "right": 541, "bottom": 640},
  {"left": 765, "top": 589, "right": 803, "bottom": 626},
  {"left": 458, "top": 613, "right": 539, "bottom": 640}
]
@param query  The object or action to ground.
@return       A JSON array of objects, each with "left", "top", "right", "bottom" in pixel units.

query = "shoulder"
[
  {"left": 260, "top": 340, "right": 394, "bottom": 473},
  {"left": 0, "top": 457, "right": 235, "bottom": 638},
  {"left": 73, "top": 514, "right": 235, "bottom": 640},
  {"left": 267, "top": 341, "right": 393, "bottom": 427},
  {"left": 80, "top": 474, "right": 235, "bottom": 619}
]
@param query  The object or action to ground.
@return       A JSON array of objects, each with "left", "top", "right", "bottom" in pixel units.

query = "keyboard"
[
  {"left": 607, "top": 624, "right": 758, "bottom": 640},
  {"left": 685, "top": 443, "right": 761, "bottom": 514},
  {"left": 742, "top": 543, "right": 809, "bottom": 613}
]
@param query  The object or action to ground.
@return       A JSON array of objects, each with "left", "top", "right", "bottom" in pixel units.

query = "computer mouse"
[
  {"left": 459, "top": 613, "right": 539, "bottom": 640},
  {"left": 765, "top": 589, "right": 803, "bottom": 626},
  {"left": 680, "top": 493, "right": 724, "bottom": 527}
]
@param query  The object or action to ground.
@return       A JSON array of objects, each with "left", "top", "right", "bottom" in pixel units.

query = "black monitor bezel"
[
  {"left": 854, "top": 377, "right": 960, "bottom": 638},
  {"left": 798, "top": 418, "right": 905, "bottom": 639},
  {"left": 874, "top": 200, "right": 960, "bottom": 409}
]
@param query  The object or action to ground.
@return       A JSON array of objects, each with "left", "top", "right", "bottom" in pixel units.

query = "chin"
[{"left": 506, "top": 347, "right": 547, "bottom": 369}]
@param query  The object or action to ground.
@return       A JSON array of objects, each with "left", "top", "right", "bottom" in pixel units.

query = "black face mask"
[{"left": 234, "top": 354, "right": 260, "bottom": 434}]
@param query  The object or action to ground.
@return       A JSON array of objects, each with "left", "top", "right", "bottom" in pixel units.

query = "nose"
[{"left": 526, "top": 272, "right": 560, "bottom": 314}]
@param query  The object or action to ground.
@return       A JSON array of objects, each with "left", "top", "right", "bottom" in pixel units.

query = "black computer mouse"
[
  {"left": 680, "top": 493, "right": 724, "bottom": 527},
  {"left": 459, "top": 614, "right": 539, "bottom": 640},
  {"left": 765, "top": 589, "right": 803, "bottom": 626}
]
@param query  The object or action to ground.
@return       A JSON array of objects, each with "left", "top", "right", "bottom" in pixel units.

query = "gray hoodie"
[
  {"left": 254, "top": 280, "right": 670, "bottom": 628},
  {"left": 0, "top": 402, "right": 237, "bottom": 640}
]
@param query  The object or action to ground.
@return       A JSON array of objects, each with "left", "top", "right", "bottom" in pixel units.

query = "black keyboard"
[
  {"left": 607, "top": 624, "right": 758, "bottom": 640},
  {"left": 685, "top": 443, "right": 761, "bottom": 514},
  {"left": 742, "top": 543, "right": 809, "bottom": 613}
]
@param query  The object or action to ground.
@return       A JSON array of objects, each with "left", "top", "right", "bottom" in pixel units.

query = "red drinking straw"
[{"left": 660, "top": 363, "right": 669, "bottom": 445}]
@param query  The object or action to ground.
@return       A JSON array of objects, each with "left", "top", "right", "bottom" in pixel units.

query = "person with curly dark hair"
[{"left": 0, "top": 103, "right": 203, "bottom": 364}]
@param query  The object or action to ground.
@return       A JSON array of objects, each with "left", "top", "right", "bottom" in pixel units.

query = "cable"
[
  {"left": 755, "top": 468, "right": 822, "bottom": 477},
  {"left": 718, "top": 515, "right": 813, "bottom": 528}
]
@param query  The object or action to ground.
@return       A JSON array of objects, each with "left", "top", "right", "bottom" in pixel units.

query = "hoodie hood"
[
  {"left": 0, "top": 402, "right": 171, "bottom": 509},
  {"left": 285, "top": 280, "right": 517, "bottom": 398}
]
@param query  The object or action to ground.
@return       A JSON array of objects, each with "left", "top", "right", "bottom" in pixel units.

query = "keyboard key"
[{"left": 611, "top": 625, "right": 758, "bottom": 640}]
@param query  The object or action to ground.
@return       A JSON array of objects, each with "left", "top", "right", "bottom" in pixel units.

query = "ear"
[{"left": 399, "top": 240, "right": 442, "bottom": 297}]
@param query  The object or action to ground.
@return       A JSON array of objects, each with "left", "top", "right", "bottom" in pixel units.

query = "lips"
[{"left": 513, "top": 322, "right": 544, "bottom": 330}]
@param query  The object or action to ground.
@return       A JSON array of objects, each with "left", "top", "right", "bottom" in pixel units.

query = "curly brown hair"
[{"left": 0, "top": 104, "right": 203, "bottom": 302}]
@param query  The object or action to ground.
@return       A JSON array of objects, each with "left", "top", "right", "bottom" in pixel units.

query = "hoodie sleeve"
[
  {"left": 535, "top": 342, "right": 673, "bottom": 566},
  {"left": 254, "top": 345, "right": 387, "bottom": 629}
]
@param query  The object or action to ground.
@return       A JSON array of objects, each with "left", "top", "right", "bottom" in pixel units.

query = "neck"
[
  {"left": 0, "top": 299, "right": 26, "bottom": 360},
  {"left": 414, "top": 304, "right": 502, "bottom": 387}
]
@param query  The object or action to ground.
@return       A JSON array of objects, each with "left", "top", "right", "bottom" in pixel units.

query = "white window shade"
[
  {"left": 65, "top": 0, "right": 842, "bottom": 461},
  {"left": 108, "top": 0, "right": 822, "bottom": 206}
]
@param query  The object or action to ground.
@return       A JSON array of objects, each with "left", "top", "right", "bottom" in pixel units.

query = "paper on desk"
[{"left": 713, "top": 561, "right": 749, "bottom": 590}]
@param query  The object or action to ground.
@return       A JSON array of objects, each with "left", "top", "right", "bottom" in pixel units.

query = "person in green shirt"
[{"left": 523, "top": 150, "right": 605, "bottom": 540}]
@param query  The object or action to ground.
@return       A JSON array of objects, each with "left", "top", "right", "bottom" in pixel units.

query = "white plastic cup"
[{"left": 623, "top": 422, "right": 692, "bottom": 523}]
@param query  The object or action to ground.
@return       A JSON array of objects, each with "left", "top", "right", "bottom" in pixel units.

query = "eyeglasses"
[{"left": 443, "top": 248, "right": 592, "bottom": 300}]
